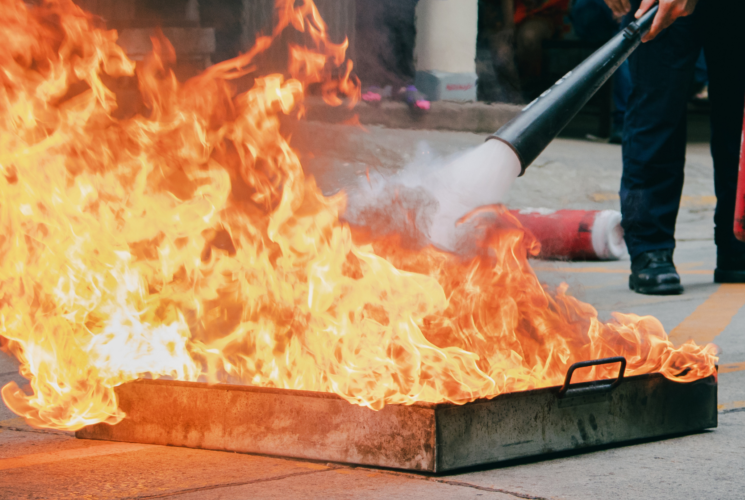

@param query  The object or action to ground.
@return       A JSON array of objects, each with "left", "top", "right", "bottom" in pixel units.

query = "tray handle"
[{"left": 558, "top": 357, "right": 627, "bottom": 398}]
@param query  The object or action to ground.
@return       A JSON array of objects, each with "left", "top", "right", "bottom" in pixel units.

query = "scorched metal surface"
[{"left": 76, "top": 358, "right": 717, "bottom": 473}]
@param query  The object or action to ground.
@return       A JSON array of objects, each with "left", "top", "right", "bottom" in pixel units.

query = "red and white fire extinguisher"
[
  {"left": 510, "top": 209, "right": 627, "bottom": 261},
  {"left": 734, "top": 99, "right": 745, "bottom": 242}
]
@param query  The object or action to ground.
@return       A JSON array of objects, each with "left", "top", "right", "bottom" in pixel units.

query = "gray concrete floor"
[{"left": 2, "top": 123, "right": 744, "bottom": 500}]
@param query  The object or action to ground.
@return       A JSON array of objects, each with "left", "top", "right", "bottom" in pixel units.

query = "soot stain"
[{"left": 577, "top": 418, "right": 589, "bottom": 441}]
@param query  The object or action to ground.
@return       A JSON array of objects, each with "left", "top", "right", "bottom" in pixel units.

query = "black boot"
[
  {"left": 714, "top": 251, "right": 745, "bottom": 283},
  {"left": 629, "top": 250, "right": 684, "bottom": 295}
]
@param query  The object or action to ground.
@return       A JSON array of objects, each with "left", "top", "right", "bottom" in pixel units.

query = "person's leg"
[
  {"left": 198, "top": 0, "right": 243, "bottom": 63},
  {"left": 355, "top": 0, "right": 417, "bottom": 88},
  {"left": 386, "top": 0, "right": 419, "bottom": 85},
  {"left": 621, "top": 1, "right": 702, "bottom": 293},
  {"left": 488, "top": 31, "right": 523, "bottom": 102},
  {"left": 568, "top": 0, "right": 631, "bottom": 143},
  {"left": 621, "top": 10, "right": 701, "bottom": 258},
  {"left": 702, "top": 0, "right": 745, "bottom": 281},
  {"left": 479, "top": 0, "right": 522, "bottom": 102},
  {"left": 693, "top": 50, "right": 708, "bottom": 88},
  {"left": 515, "top": 16, "right": 555, "bottom": 92},
  {"left": 610, "top": 60, "right": 631, "bottom": 143}
]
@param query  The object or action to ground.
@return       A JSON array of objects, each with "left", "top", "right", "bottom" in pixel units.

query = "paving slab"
[
  {"left": 448, "top": 410, "right": 745, "bottom": 500},
  {"left": 532, "top": 238, "right": 722, "bottom": 333},
  {"left": 172, "top": 467, "right": 520, "bottom": 500},
  {"left": 719, "top": 370, "right": 745, "bottom": 409},
  {"left": 0, "top": 425, "right": 333, "bottom": 500}
]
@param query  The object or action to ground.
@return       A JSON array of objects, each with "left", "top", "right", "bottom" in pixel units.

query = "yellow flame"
[{"left": 0, "top": 0, "right": 717, "bottom": 431}]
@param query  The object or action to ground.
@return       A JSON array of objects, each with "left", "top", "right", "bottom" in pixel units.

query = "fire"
[{"left": 0, "top": 0, "right": 716, "bottom": 431}]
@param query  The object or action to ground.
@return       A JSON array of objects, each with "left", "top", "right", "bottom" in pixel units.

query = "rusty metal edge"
[
  {"left": 77, "top": 378, "right": 440, "bottom": 471},
  {"left": 432, "top": 373, "right": 718, "bottom": 472},
  {"left": 123, "top": 378, "right": 442, "bottom": 409},
  {"left": 75, "top": 373, "right": 717, "bottom": 473},
  {"left": 114, "top": 371, "right": 677, "bottom": 409}
]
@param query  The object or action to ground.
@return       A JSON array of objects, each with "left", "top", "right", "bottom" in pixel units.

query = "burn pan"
[{"left": 76, "top": 357, "right": 717, "bottom": 473}]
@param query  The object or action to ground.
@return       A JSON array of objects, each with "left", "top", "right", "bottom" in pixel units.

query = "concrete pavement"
[{"left": 2, "top": 123, "right": 743, "bottom": 500}]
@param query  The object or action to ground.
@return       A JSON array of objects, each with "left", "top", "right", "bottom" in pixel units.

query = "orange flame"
[{"left": 0, "top": 0, "right": 716, "bottom": 431}]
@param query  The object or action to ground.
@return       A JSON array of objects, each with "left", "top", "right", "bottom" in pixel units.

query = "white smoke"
[{"left": 343, "top": 139, "right": 522, "bottom": 252}]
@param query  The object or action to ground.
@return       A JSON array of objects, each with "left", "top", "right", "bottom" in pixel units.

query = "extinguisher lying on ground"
[{"left": 510, "top": 209, "right": 627, "bottom": 261}]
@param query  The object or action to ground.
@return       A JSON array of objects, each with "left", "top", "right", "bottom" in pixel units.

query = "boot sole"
[
  {"left": 714, "top": 269, "right": 745, "bottom": 284},
  {"left": 629, "top": 276, "right": 684, "bottom": 295}
]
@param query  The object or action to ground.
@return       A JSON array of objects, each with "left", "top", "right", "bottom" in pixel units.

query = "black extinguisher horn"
[{"left": 489, "top": 5, "right": 659, "bottom": 175}]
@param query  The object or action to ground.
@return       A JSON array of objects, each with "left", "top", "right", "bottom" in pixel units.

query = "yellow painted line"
[
  {"left": 719, "top": 362, "right": 745, "bottom": 374},
  {"left": 590, "top": 192, "right": 620, "bottom": 202},
  {"left": 0, "top": 417, "right": 29, "bottom": 428},
  {"left": 589, "top": 193, "right": 716, "bottom": 207},
  {"left": 0, "top": 443, "right": 151, "bottom": 471},
  {"left": 718, "top": 400, "right": 745, "bottom": 411},
  {"left": 681, "top": 195, "right": 717, "bottom": 207},
  {"left": 678, "top": 261, "right": 705, "bottom": 269},
  {"left": 532, "top": 266, "right": 713, "bottom": 275},
  {"left": 669, "top": 284, "right": 745, "bottom": 345}
]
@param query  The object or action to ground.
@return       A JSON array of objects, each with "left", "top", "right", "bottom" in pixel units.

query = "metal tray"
[{"left": 76, "top": 357, "right": 717, "bottom": 473}]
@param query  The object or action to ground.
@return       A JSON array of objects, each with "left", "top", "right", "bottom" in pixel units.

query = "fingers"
[
  {"left": 640, "top": 0, "right": 677, "bottom": 42},
  {"left": 619, "top": 0, "right": 631, "bottom": 15},
  {"left": 605, "top": 0, "right": 631, "bottom": 17},
  {"left": 642, "top": 12, "right": 671, "bottom": 42},
  {"left": 639, "top": 0, "right": 700, "bottom": 42},
  {"left": 635, "top": 0, "right": 657, "bottom": 19}
]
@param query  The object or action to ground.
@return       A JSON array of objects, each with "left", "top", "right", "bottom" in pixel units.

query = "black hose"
[{"left": 489, "top": 5, "right": 659, "bottom": 175}]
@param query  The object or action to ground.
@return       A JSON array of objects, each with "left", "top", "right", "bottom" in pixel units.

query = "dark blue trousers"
[
  {"left": 570, "top": 0, "right": 632, "bottom": 128},
  {"left": 620, "top": 0, "right": 745, "bottom": 260}
]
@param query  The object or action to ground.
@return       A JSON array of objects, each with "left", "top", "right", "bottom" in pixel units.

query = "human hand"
[
  {"left": 604, "top": 0, "right": 631, "bottom": 17},
  {"left": 636, "top": 0, "right": 699, "bottom": 41}
]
